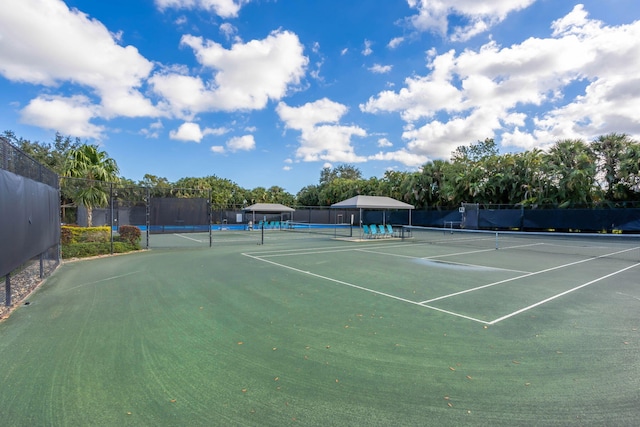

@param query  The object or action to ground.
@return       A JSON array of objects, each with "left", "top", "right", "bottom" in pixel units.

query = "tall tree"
[
  {"left": 62, "top": 144, "right": 120, "bottom": 226},
  {"left": 296, "top": 185, "right": 320, "bottom": 206},
  {"left": 592, "top": 133, "right": 640, "bottom": 201},
  {"left": 544, "top": 139, "right": 596, "bottom": 207},
  {"left": 3, "top": 130, "right": 80, "bottom": 174},
  {"left": 319, "top": 164, "right": 362, "bottom": 185}
]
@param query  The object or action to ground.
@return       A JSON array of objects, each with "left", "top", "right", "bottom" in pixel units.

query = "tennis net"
[
  {"left": 400, "top": 225, "right": 640, "bottom": 263},
  {"left": 283, "top": 221, "right": 354, "bottom": 238}
]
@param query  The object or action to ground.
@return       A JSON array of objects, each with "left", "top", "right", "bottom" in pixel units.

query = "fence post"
[
  {"left": 145, "top": 187, "right": 150, "bottom": 249},
  {"left": 209, "top": 189, "right": 212, "bottom": 247},
  {"left": 110, "top": 183, "right": 114, "bottom": 254},
  {"left": 5, "top": 274, "right": 10, "bottom": 307}
]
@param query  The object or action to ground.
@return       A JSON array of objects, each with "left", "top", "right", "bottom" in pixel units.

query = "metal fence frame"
[{"left": 1, "top": 137, "right": 60, "bottom": 315}]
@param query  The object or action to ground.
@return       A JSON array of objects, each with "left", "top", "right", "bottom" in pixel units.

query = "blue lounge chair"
[
  {"left": 362, "top": 224, "right": 371, "bottom": 238},
  {"left": 369, "top": 224, "right": 378, "bottom": 238},
  {"left": 377, "top": 225, "right": 389, "bottom": 238},
  {"left": 386, "top": 224, "right": 395, "bottom": 237}
]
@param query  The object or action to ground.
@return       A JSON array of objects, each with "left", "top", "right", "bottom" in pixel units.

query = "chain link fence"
[{"left": 1, "top": 137, "right": 60, "bottom": 317}]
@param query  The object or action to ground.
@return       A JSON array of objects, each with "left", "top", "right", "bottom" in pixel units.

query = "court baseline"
[{"left": 242, "top": 244, "right": 640, "bottom": 325}]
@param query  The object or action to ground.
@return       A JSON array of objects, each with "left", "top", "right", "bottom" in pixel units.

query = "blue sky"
[{"left": 1, "top": 1, "right": 640, "bottom": 194}]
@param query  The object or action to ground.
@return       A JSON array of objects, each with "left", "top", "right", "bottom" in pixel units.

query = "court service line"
[
  {"left": 489, "top": 262, "right": 640, "bottom": 324},
  {"left": 242, "top": 252, "right": 489, "bottom": 324},
  {"left": 421, "top": 242, "right": 546, "bottom": 262},
  {"left": 355, "top": 248, "right": 531, "bottom": 274},
  {"left": 357, "top": 242, "right": 544, "bottom": 263},
  {"left": 174, "top": 233, "right": 205, "bottom": 242},
  {"left": 420, "top": 246, "right": 640, "bottom": 304}
]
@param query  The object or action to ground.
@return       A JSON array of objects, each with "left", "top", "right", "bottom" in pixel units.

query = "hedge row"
[
  {"left": 62, "top": 242, "right": 139, "bottom": 258},
  {"left": 61, "top": 226, "right": 110, "bottom": 244},
  {"left": 61, "top": 225, "right": 142, "bottom": 259}
]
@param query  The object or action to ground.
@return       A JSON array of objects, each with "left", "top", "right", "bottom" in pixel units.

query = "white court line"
[
  {"left": 174, "top": 233, "right": 205, "bottom": 242},
  {"left": 420, "top": 246, "right": 639, "bottom": 305},
  {"left": 489, "top": 263, "right": 640, "bottom": 324},
  {"left": 62, "top": 270, "right": 143, "bottom": 293},
  {"left": 247, "top": 242, "right": 407, "bottom": 258},
  {"left": 426, "top": 242, "right": 545, "bottom": 259},
  {"left": 616, "top": 291, "right": 640, "bottom": 302},
  {"left": 355, "top": 248, "right": 530, "bottom": 274},
  {"left": 242, "top": 252, "right": 489, "bottom": 324}
]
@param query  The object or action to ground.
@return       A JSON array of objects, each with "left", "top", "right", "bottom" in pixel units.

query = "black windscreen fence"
[
  {"left": 0, "top": 170, "right": 60, "bottom": 278},
  {"left": 149, "top": 197, "right": 209, "bottom": 233},
  {"left": 408, "top": 207, "right": 640, "bottom": 232}
]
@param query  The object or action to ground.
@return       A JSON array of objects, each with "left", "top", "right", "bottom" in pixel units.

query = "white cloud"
[
  {"left": 169, "top": 122, "right": 228, "bottom": 142},
  {"left": 362, "top": 5, "right": 640, "bottom": 159},
  {"left": 388, "top": 37, "right": 405, "bottom": 49},
  {"left": 378, "top": 138, "right": 393, "bottom": 147},
  {"left": 149, "top": 73, "right": 212, "bottom": 120},
  {"left": 226, "top": 134, "right": 255, "bottom": 152},
  {"left": 0, "top": 0, "right": 158, "bottom": 137},
  {"left": 276, "top": 98, "right": 348, "bottom": 130},
  {"left": 152, "top": 30, "right": 308, "bottom": 115},
  {"left": 140, "top": 120, "right": 164, "bottom": 138},
  {"left": 340, "top": 48, "right": 349, "bottom": 56},
  {"left": 406, "top": 0, "right": 536, "bottom": 41},
  {"left": 368, "top": 149, "right": 429, "bottom": 167},
  {"left": 219, "top": 23, "right": 239, "bottom": 42},
  {"left": 206, "top": 127, "right": 231, "bottom": 136},
  {"left": 20, "top": 94, "right": 104, "bottom": 138},
  {"left": 210, "top": 134, "right": 256, "bottom": 154},
  {"left": 170, "top": 122, "right": 205, "bottom": 142},
  {"left": 362, "top": 39, "right": 373, "bottom": 56},
  {"left": 154, "top": 0, "right": 249, "bottom": 19},
  {"left": 277, "top": 99, "right": 367, "bottom": 163},
  {"left": 369, "top": 64, "right": 393, "bottom": 74}
]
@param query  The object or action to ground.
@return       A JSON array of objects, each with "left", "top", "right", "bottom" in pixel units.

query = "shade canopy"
[
  {"left": 330, "top": 195, "right": 414, "bottom": 210},
  {"left": 243, "top": 203, "right": 295, "bottom": 212}
]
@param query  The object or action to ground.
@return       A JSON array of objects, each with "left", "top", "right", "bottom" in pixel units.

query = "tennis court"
[{"left": 1, "top": 227, "right": 639, "bottom": 426}]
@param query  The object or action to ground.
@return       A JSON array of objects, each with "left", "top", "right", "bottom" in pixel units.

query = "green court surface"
[{"left": 1, "top": 231, "right": 639, "bottom": 426}]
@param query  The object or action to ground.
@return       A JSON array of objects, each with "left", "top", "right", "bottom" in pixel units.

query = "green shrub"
[
  {"left": 60, "top": 225, "right": 110, "bottom": 244},
  {"left": 61, "top": 241, "right": 139, "bottom": 259},
  {"left": 118, "top": 225, "right": 141, "bottom": 246},
  {"left": 60, "top": 225, "right": 141, "bottom": 258}
]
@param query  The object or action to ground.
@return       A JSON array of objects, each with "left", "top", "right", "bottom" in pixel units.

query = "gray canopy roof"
[
  {"left": 243, "top": 203, "right": 295, "bottom": 212},
  {"left": 330, "top": 195, "right": 414, "bottom": 209}
]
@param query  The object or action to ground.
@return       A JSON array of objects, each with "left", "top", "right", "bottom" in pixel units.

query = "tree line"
[{"left": 5, "top": 130, "right": 640, "bottom": 215}]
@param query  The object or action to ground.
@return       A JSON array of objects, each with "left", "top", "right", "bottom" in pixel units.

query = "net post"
[
  {"left": 495, "top": 232, "right": 499, "bottom": 250},
  {"left": 261, "top": 221, "right": 264, "bottom": 245}
]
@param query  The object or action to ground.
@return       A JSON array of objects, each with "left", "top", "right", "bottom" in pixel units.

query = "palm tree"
[
  {"left": 62, "top": 144, "right": 119, "bottom": 226},
  {"left": 592, "top": 133, "right": 639, "bottom": 201},
  {"left": 544, "top": 139, "right": 596, "bottom": 207}
]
